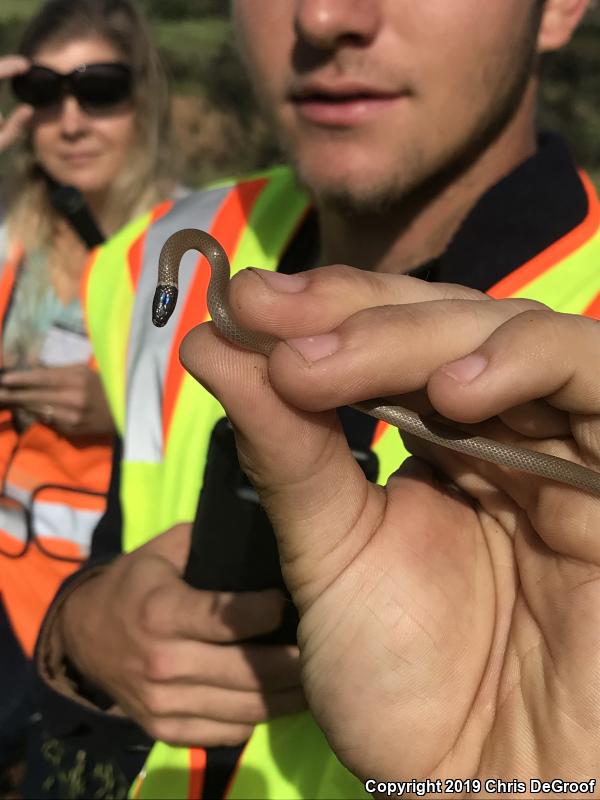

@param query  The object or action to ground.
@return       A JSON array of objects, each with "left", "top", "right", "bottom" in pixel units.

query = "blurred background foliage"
[{"left": 1, "top": 0, "right": 599, "bottom": 188}]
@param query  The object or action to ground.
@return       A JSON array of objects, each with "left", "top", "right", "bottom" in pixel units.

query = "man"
[{"left": 34, "top": 0, "right": 600, "bottom": 798}]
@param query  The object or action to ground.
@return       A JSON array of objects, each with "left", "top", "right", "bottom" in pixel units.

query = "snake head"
[{"left": 152, "top": 284, "right": 179, "bottom": 327}]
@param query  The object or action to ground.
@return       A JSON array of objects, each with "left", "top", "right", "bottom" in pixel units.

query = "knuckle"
[
  {"left": 202, "top": 616, "right": 237, "bottom": 644},
  {"left": 339, "top": 304, "right": 402, "bottom": 343},
  {"left": 511, "top": 306, "right": 556, "bottom": 327},
  {"left": 502, "top": 297, "right": 550, "bottom": 314},
  {"left": 238, "top": 695, "right": 267, "bottom": 723},
  {"left": 219, "top": 724, "right": 254, "bottom": 747},
  {"left": 138, "top": 685, "right": 169, "bottom": 718},
  {"left": 313, "top": 263, "right": 384, "bottom": 301},
  {"left": 144, "top": 647, "right": 176, "bottom": 682},
  {"left": 139, "top": 586, "right": 172, "bottom": 636},
  {"left": 202, "top": 595, "right": 246, "bottom": 642},
  {"left": 439, "top": 282, "right": 485, "bottom": 302},
  {"left": 143, "top": 716, "right": 174, "bottom": 742}
]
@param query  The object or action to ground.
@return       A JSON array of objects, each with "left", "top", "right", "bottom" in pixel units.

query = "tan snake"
[{"left": 152, "top": 228, "right": 600, "bottom": 496}]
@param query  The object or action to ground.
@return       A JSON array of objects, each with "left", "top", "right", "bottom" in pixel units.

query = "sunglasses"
[{"left": 11, "top": 62, "right": 133, "bottom": 112}]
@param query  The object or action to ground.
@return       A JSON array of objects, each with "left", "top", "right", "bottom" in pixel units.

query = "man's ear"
[{"left": 537, "top": 0, "right": 591, "bottom": 51}]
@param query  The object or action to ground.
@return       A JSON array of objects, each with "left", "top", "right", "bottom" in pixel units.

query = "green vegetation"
[
  {"left": 151, "top": 17, "right": 230, "bottom": 77},
  {"left": 539, "top": 6, "right": 600, "bottom": 179},
  {"left": 0, "top": 0, "right": 39, "bottom": 22}
]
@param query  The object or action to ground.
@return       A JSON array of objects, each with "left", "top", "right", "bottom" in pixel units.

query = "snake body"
[{"left": 152, "top": 228, "right": 600, "bottom": 496}]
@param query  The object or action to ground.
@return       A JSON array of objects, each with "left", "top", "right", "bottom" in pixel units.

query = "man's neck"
[{"left": 317, "top": 105, "right": 538, "bottom": 275}]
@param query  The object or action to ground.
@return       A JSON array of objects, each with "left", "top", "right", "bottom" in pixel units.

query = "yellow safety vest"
[{"left": 84, "top": 166, "right": 600, "bottom": 800}]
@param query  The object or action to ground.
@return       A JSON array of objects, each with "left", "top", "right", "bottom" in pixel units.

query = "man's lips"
[{"left": 290, "top": 81, "right": 408, "bottom": 127}]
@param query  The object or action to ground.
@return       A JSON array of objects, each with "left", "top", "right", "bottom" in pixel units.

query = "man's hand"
[
  {"left": 59, "top": 524, "right": 304, "bottom": 746},
  {"left": 180, "top": 265, "right": 600, "bottom": 786},
  {"left": 0, "top": 364, "right": 114, "bottom": 436}
]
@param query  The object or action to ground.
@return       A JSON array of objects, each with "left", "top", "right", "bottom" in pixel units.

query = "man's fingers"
[
  {"left": 428, "top": 310, "right": 600, "bottom": 421},
  {"left": 265, "top": 298, "right": 535, "bottom": 412},
  {"left": 180, "top": 321, "right": 383, "bottom": 611},
  {"left": 403, "top": 309, "right": 600, "bottom": 563},
  {"left": 229, "top": 265, "right": 487, "bottom": 340}
]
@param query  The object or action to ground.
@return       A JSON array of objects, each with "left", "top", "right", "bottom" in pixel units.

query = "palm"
[
  {"left": 180, "top": 289, "right": 600, "bottom": 788},
  {"left": 292, "top": 416, "right": 600, "bottom": 784}
]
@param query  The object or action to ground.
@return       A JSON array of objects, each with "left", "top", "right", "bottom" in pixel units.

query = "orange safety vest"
[{"left": 0, "top": 240, "right": 112, "bottom": 657}]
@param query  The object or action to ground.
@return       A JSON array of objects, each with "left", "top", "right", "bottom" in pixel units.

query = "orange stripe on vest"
[
  {"left": 127, "top": 201, "right": 175, "bottom": 291},
  {"left": 487, "top": 171, "right": 600, "bottom": 299},
  {"left": 584, "top": 292, "right": 600, "bottom": 319},
  {"left": 188, "top": 748, "right": 207, "bottom": 800},
  {"left": 0, "top": 245, "right": 22, "bottom": 367}
]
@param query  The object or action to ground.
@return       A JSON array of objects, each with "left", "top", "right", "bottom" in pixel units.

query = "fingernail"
[
  {"left": 441, "top": 354, "right": 488, "bottom": 384},
  {"left": 248, "top": 268, "right": 307, "bottom": 293},
  {"left": 286, "top": 333, "right": 340, "bottom": 362}
]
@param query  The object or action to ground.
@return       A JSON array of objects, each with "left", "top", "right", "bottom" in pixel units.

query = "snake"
[{"left": 152, "top": 228, "right": 600, "bottom": 496}]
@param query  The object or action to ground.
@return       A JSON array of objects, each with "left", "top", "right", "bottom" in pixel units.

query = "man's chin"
[
  {"left": 297, "top": 167, "right": 414, "bottom": 216},
  {"left": 285, "top": 141, "right": 423, "bottom": 216}
]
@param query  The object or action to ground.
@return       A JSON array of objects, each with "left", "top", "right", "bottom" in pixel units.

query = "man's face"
[{"left": 232, "top": 0, "right": 545, "bottom": 211}]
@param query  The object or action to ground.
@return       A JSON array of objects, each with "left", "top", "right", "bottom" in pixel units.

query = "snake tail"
[{"left": 152, "top": 284, "right": 179, "bottom": 327}]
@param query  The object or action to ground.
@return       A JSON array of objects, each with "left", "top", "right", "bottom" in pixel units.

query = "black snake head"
[{"left": 152, "top": 284, "right": 179, "bottom": 327}]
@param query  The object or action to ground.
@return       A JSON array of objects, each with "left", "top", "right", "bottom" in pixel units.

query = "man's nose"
[
  {"left": 58, "top": 95, "right": 90, "bottom": 137},
  {"left": 294, "top": 0, "right": 382, "bottom": 50}
]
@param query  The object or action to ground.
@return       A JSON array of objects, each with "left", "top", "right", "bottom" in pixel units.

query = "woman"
[{"left": 0, "top": 0, "right": 175, "bottom": 779}]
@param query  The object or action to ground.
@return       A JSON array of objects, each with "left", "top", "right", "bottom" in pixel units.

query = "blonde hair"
[{"left": 7, "top": 0, "right": 175, "bottom": 250}]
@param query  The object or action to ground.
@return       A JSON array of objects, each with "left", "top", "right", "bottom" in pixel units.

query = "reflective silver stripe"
[
  {"left": 32, "top": 502, "right": 102, "bottom": 554},
  {"left": 124, "top": 187, "right": 229, "bottom": 463},
  {"left": 0, "top": 503, "right": 102, "bottom": 553},
  {"left": 0, "top": 505, "right": 27, "bottom": 544},
  {"left": 2, "top": 480, "right": 30, "bottom": 507}
]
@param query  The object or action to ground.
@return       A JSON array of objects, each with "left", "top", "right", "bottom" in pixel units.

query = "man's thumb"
[{"left": 180, "top": 322, "right": 382, "bottom": 611}]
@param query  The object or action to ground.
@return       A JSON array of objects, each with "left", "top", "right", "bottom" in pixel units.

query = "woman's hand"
[
  {"left": 0, "top": 364, "right": 114, "bottom": 436},
  {"left": 0, "top": 56, "right": 33, "bottom": 151},
  {"left": 180, "top": 265, "right": 600, "bottom": 789}
]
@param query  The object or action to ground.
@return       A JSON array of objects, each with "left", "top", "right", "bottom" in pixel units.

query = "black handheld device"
[
  {"left": 184, "top": 417, "right": 297, "bottom": 644},
  {"left": 184, "top": 416, "right": 379, "bottom": 645}
]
